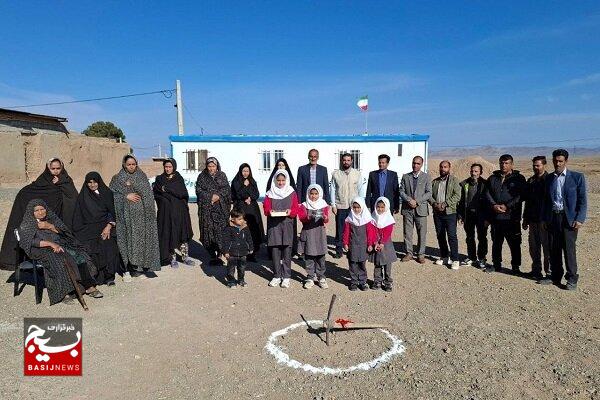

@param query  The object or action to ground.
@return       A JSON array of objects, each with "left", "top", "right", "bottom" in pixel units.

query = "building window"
[
  {"left": 273, "top": 149, "right": 284, "bottom": 162},
  {"left": 337, "top": 150, "right": 361, "bottom": 170},
  {"left": 261, "top": 150, "right": 271, "bottom": 171},
  {"left": 185, "top": 150, "right": 196, "bottom": 171}
]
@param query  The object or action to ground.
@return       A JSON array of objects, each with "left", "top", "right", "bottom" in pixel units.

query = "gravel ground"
[{"left": 0, "top": 161, "right": 599, "bottom": 400}]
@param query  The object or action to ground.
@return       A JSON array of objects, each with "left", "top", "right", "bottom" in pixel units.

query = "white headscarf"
[
  {"left": 266, "top": 169, "right": 295, "bottom": 200},
  {"left": 345, "top": 196, "right": 373, "bottom": 226},
  {"left": 303, "top": 184, "right": 328, "bottom": 210},
  {"left": 371, "top": 196, "right": 395, "bottom": 228}
]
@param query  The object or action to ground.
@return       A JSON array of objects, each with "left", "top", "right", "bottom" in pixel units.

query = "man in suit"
[
  {"left": 399, "top": 156, "right": 432, "bottom": 263},
  {"left": 296, "top": 149, "right": 330, "bottom": 204},
  {"left": 429, "top": 160, "right": 462, "bottom": 270},
  {"left": 365, "top": 154, "right": 400, "bottom": 212},
  {"left": 541, "top": 149, "right": 587, "bottom": 290}
]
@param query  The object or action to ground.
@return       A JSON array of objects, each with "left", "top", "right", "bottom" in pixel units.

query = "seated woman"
[
  {"left": 18, "top": 199, "right": 103, "bottom": 305},
  {"left": 73, "top": 172, "right": 123, "bottom": 285}
]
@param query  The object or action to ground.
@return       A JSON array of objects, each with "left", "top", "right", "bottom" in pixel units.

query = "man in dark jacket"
[
  {"left": 522, "top": 156, "right": 550, "bottom": 280},
  {"left": 457, "top": 163, "right": 489, "bottom": 269},
  {"left": 296, "top": 149, "right": 330, "bottom": 204},
  {"left": 485, "top": 154, "right": 526, "bottom": 274},
  {"left": 221, "top": 210, "right": 254, "bottom": 288},
  {"left": 366, "top": 154, "right": 400, "bottom": 212}
]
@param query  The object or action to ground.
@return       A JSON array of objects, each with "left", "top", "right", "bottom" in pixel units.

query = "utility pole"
[
  {"left": 158, "top": 144, "right": 162, "bottom": 157},
  {"left": 176, "top": 79, "right": 184, "bottom": 136}
]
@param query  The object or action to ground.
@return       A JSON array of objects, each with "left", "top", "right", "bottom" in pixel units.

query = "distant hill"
[{"left": 430, "top": 146, "right": 600, "bottom": 159}]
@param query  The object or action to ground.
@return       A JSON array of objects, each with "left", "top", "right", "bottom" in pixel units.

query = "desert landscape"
[{"left": 0, "top": 155, "right": 598, "bottom": 400}]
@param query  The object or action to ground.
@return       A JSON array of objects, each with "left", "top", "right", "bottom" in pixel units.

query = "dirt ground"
[{"left": 0, "top": 157, "right": 599, "bottom": 400}]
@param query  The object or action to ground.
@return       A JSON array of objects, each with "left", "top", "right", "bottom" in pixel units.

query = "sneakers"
[
  {"left": 318, "top": 278, "right": 328, "bottom": 289},
  {"left": 451, "top": 261, "right": 460, "bottom": 270},
  {"left": 349, "top": 284, "right": 358, "bottom": 291},
  {"left": 372, "top": 283, "right": 382, "bottom": 290},
  {"left": 434, "top": 257, "right": 448, "bottom": 266},
  {"left": 238, "top": 280, "right": 248, "bottom": 287},
  {"left": 401, "top": 254, "right": 413, "bottom": 262},
  {"left": 383, "top": 284, "right": 393, "bottom": 292},
  {"left": 280, "top": 278, "right": 291, "bottom": 289},
  {"left": 359, "top": 283, "right": 369, "bottom": 291},
  {"left": 268, "top": 278, "right": 281, "bottom": 287},
  {"left": 538, "top": 276, "right": 554, "bottom": 285},
  {"left": 477, "top": 260, "right": 487, "bottom": 270},
  {"left": 106, "top": 280, "right": 116, "bottom": 287},
  {"left": 303, "top": 279, "right": 315, "bottom": 289},
  {"left": 565, "top": 282, "right": 577, "bottom": 291},
  {"left": 170, "top": 259, "right": 179, "bottom": 268},
  {"left": 461, "top": 258, "right": 473, "bottom": 266},
  {"left": 122, "top": 272, "right": 133, "bottom": 283},
  {"left": 416, "top": 256, "right": 426, "bottom": 264}
]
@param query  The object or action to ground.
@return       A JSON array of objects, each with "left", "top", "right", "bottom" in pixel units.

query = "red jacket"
[
  {"left": 342, "top": 221, "right": 377, "bottom": 247},
  {"left": 297, "top": 205, "right": 329, "bottom": 224},
  {"left": 372, "top": 224, "right": 394, "bottom": 246},
  {"left": 263, "top": 192, "right": 299, "bottom": 218}
]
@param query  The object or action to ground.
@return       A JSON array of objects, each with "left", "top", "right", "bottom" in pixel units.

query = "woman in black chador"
[
  {"left": 231, "top": 163, "right": 264, "bottom": 261},
  {"left": 195, "top": 157, "right": 231, "bottom": 265},
  {"left": 153, "top": 158, "right": 194, "bottom": 267},
  {"left": 73, "top": 172, "right": 123, "bottom": 285},
  {"left": 19, "top": 199, "right": 103, "bottom": 305}
]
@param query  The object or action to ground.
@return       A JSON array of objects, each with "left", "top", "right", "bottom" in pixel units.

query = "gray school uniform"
[
  {"left": 369, "top": 231, "right": 397, "bottom": 266},
  {"left": 267, "top": 195, "right": 294, "bottom": 247},
  {"left": 348, "top": 224, "right": 369, "bottom": 262},
  {"left": 299, "top": 209, "right": 328, "bottom": 256}
]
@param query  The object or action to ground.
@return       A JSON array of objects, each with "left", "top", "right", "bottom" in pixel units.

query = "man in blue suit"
[
  {"left": 365, "top": 154, "right": 400, "bottom": 213},
  {"left": 296, "top": 149, "right": 331, "bottom": 204},
  {"left": 541, "top": 149, "right": 587, "bottom": 290}
]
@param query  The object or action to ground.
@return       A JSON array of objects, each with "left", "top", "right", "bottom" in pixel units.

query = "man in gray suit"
[{"left": 399, "top": 156, "right": 432, "bottom": 263}]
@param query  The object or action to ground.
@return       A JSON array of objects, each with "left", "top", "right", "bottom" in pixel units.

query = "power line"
[
  {"left": 3, "top": 89, "right": 175, "bottom": 109},
  {"left": 429, "top": 136, "right": 600, "bottom": 149},
  {"left": 183, "top": 103, "right": 205, "bottom": 134}
]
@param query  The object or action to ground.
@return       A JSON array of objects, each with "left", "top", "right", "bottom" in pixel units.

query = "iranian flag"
[{"left": 356, "top": 95, "right": 368, "bottom": 111}]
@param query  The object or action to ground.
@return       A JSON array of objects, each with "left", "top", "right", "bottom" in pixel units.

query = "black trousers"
[
  {"left": 491, "top": 220, "right": 522, "bottom": 269},
  {"left": 374, "top": 263, "right": 393, "bottom": 285},
  {"left": 433, "top": 212, "right": 459, "bottom": 261},
  {"left": 335, "top": 208, "right": 351, "bottom": 252},
  {"left": 548, "top": 212, "right": 579, "bottom": 284},
  {"left": 271, "top": 245, "right": 292, "bottom": 279},
  {"left": 463, "top": 210, "right": 488, "bottom": 261},
  {"left": 305, "top": 255, "right": 326, "bottom": 280},
  {"left": 226, "top": 256, "right": 246, "bottom": 282},
  {"left": 349, "top": 261, "right": 367, "bottom": 285}
]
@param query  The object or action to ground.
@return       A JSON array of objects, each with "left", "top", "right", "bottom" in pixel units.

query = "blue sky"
[{"left": 1, "top": 1, "right": 599, "bottom": 158}]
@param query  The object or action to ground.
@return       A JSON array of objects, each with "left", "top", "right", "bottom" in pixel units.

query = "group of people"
[
  {"left": 0, "top": 146, "right": 587, "bottom": 305},
  {"left": 0, "top": 155, "right": 191, "bottom": 305}
]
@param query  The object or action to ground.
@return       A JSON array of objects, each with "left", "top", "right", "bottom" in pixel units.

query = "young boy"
[{"left": 222, "top": 209, "right": 254, "bottom": 288}]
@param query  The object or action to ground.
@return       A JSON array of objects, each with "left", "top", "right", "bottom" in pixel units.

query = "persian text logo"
[{"left": 24, "top": 318, "right": 82, "bottom": 376}]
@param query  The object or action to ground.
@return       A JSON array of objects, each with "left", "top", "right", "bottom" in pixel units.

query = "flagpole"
[{"left": 365, "top": 109, "right": 368, "bottom": 134}]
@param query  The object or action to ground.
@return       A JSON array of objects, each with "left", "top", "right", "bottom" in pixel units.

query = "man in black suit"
[
  {"left": 366, "top": 154, "right": 400, "bottom": 213},
  {"left": 296, "top": 149, "right": 331, "bottom": 204}
]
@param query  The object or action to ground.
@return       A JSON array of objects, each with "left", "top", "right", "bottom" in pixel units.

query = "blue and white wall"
[{"left": 169, "top": 134, "right": 429, "bottom": 201}]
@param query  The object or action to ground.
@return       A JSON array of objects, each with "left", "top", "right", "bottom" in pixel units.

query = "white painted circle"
[
  {"left": 70, "top": 349, "right": 78, "bottom": 357},
  {"left": 28, "top": 345, "right": 35, "bottom": 353},
  {"left": 265, "top": 320, "right": 406, "bottom": 374}
]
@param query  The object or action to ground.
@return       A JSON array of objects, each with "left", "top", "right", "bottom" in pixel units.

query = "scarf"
[
  {"left": 266, "top": 169, "right": 295, "bottom": 200},
  {"left": 302, "top": 184, "right": 328, "bottom": 210},
  {"left": 345, "top": 196, "right": 373, "bottom": 226},
  {"left": 371, "top": 196, "right": 395, "bottom": 228}
]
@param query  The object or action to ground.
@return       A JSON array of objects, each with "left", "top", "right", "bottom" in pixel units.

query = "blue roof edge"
[{"left": 170, "top": 133, "right": 429, "bottom": 143}]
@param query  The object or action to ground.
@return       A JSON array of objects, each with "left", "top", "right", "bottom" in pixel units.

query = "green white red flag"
[{"left": 356, "top": 95, "right": 368, "bottom": 111}]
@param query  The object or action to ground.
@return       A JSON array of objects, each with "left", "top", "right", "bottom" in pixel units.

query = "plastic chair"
[{"left": 13, "top": 229, "right": 44, "bottom": 304}]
